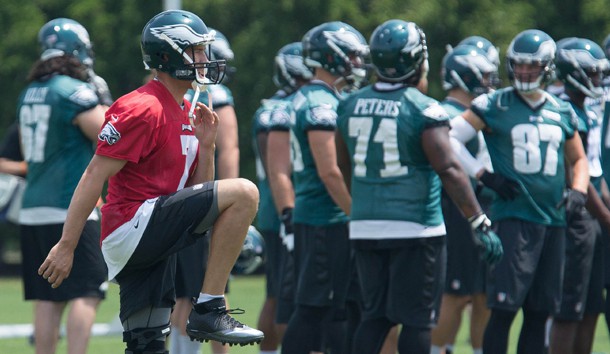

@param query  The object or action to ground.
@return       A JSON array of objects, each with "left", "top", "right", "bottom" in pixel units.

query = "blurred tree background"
[{"left": 1, "top": 0, "right": 609, "bottom": 182}]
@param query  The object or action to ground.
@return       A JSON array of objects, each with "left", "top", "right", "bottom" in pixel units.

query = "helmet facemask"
[
  {"left": 508, "top": 60, "right": 552, "bottom": 93},
  {"left": 443, "top": 45, "right": 497, "bottom": 96},
  {"left": 566, "top": 65, "right": 605, "bottom": 98},
  {"left": 273, "top": 53, "right": 313, "bottom": 93},
  {"left": 506, "top": 30, "right": 556, "bottom": 94},
  {"left": 559, "top": 47, "right": 608, "bottom": 98},
  {"left": 151, "top": 30, "right": 226, "bottom": 86},
  {"left": 324, "top": 33, "right": 369, "bottom": 91},
  {"left": 303, "top": 22, "right": 369, "bottom": 92}
]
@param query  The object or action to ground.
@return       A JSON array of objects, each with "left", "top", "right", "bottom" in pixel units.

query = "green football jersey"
[
  {"left": 251, "top": 92, "right": 286, "bottom": 232},
  {"left": 471, "top": 87, "right": 577, "bottom": 226},
  {"left": 291, "top": 82, "right": 348, "bottom": 225},
  {"left": 16, "top": 75, "right": 99, "bottom": 224},
  {"left": 336, "top": 83, "right": 450, "bottom": 238},
  {"left": 570, "top": 100, "right": 603, "bottom": 195}
]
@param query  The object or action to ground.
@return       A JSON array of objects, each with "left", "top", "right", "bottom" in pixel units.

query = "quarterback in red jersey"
[{"left": 39, "top": 10, "right": 264, "bottom": 353}]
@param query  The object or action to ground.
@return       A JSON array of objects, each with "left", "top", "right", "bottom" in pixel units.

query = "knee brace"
[{"left": 123, "top": 323, "right": 171, "bottom": 354}]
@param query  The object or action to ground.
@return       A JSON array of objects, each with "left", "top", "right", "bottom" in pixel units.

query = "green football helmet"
[
  {"left": 273, "top": 42, "right": 313, "bottom": 94},
  {"left": 38, "top": 18, "right": 93, "bottom": 66},
  {"left": 555, "top": 37, "right": 609, "bottom": 98},
  {"left": 302, "top": 21, "right": 369, "bottom": 89},
  {"left": 457, "top": 35, "right": 501, "bottom": 87},
  {"left": 369, "top": 19, "right": 427, "bottom": 83},
  {"left": 208, "top": 27, "right": 235, "bottom": 83},
  {"left": 458, "top": 36, "right": 500, "bottom": 67},
  {"left": 209, "top": 28, "right": 234, "bottom": 61},
  {"left": 442, "top": 45, "right": 497, "bottom": 95},
  {"left": 232, "top": 226, "right": 265, "bottom": 275},
  {"left": 506, "top": 29, "right": 556, "bottom": 93},
  {"left": 141, "top": 10, "right": 225, "bottom": 84}
]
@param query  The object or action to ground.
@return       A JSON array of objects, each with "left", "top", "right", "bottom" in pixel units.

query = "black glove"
[
  {"left": 280, "top": 207, "right": 294, "bottom": 251},
  {"left": 557, "top": 189, "right": 587, "bottom": 224},
  {"left": 479, "top": 171, "right": 521, "bottom": 200},
  {"left": 469, "top": 213, "right": 503, "bottom": 265}
]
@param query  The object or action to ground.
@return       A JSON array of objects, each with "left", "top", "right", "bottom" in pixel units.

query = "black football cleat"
[{"left": 186, "top": 298, "right": 264, "bottom": 346}]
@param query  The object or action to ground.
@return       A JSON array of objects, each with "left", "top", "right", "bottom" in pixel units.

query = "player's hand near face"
[{"left": 193, "top": 101, "right": 219, "bottom": 148}]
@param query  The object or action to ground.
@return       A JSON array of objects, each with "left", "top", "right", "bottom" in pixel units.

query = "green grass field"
[{"left": 1, "top": 275, "right": 610, "bottom": 353}]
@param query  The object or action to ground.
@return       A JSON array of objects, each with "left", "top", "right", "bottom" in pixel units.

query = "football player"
[
  {"left": 38, "top": 10, "right": 264, "bottom": 353},
  {"left": 431, "top": 42, "right": 500, "bottom": 354},
  {"left": 279, "top": 21, "right": 368, "bottom": 354},
  {"left": 450, "top": 29, "right": 589, "bottom": 354},
  {"left": 254, "top": 41, "right": 313, "bottom": 354},
  {"left": 335, "top": 20, "right": 502, "bottom": 354},
  {"left": 18, "top": 17, "right": 108, "bottom": 354},
  {"left": 550, "top": 37, "right": 610, "bottom": 354}
]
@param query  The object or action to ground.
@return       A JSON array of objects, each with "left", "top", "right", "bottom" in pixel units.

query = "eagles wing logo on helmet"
[
  {"left": 401, "top": 23, "right": 425, "bottom": 56},
  {"left": 98, "top": 122, "right": 121, "bottom": 145},
  {"left": 285, "top": 54, "right": 310, "bottom": 75},
  {"left": 70, "top": 23, "right": 92, "bottom": 48},
  {"left": 213, "top": 39, "right": 234, "bottom": 60},
  {"left": 150, "top": 24, "right": 215, "bottom": 46},
  {"left": 323, "top": 30, "right": 368, "bottom": 54},
  {"left": 559, "top": 48, "right": 602, "bottom": 68},
  {"left": 454, "top": 53, "right": 496, "bottom": 73}
]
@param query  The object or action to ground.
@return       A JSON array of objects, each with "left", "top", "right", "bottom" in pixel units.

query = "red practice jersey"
[{"left": 97, "top": 80, "right": 199, "bottom": 240}]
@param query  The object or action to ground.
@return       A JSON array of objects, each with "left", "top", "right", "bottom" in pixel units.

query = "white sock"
[
  {"left": 430, "top": 345, "right": 443, "bottom": 354},
  {"left": 178, "top": 332, "right": 201, "bottom": 354},
  {"left": 169, "top": 327, "right": 182, "bottom": 354},
  {"left": 473, "top": 349, "right": 483, "bottom": 354},
  {"left": 197, "top": 293, "right": 224, "bottom": 304}
]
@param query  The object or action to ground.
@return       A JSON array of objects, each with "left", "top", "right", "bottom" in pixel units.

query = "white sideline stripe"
[{"left": 0, "top": 316, "right": 123, "bottom": 339}]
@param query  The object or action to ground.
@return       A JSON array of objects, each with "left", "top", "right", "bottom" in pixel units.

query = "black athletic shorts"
[
  {"left": 175, "top": 235, "right": 207, "bottom": 299},
  {"left": 293, "top": 222, "right": 351, "bottom": 311},
  {"left": 601, "top": 226, "right": 610, "bottom": 287},
  {"left": 441, "top": 192, "right": 487, "bottom": 295},
  {"left": 276, "top": 238, "right": 298, "bottom": 324},
  {"left": 114, "top": 182, "right": 218, "bottom": 322},
  {"left": 353, "top": 236, "right": 446, "bottom": 328},
  {"left": 21, "top": 221, "right": 107, "bottom": 302},
  {"left": 487, "top": 218, "right": 564, "bottom": 314},
  {"left": 174, "top": 231, "right": 229, "bottom": 299},
  {"left": 556, "top": 210, "right": 604, "bottom": 320},
  {"left": 261, "top": 228, "right": 281, "bottom": 298}
]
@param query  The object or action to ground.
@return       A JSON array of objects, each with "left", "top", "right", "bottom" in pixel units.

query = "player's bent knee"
[
  {"left": 123, "top": 323, "right": 171, "bottom": 354},
  {"left": 217, "top": 178, "right": 259, "bottom": 213},
  {"left": 237, "top": 178, "right": 259, "bottom": 205}
]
